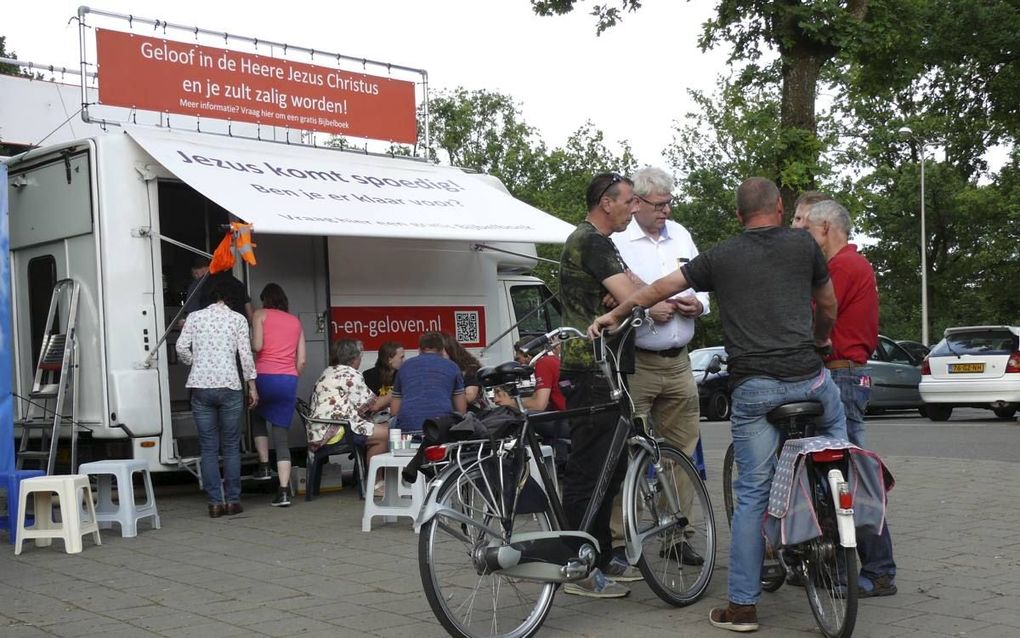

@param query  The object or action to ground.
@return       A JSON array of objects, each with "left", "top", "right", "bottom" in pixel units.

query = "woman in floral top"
[{"left": 308, "top": 338, "right": 389, "bottom": 463}]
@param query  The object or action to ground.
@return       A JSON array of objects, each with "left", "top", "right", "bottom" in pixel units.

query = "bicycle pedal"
[{"left": 762, "top": 564, "right": 785, "bottom": 580}]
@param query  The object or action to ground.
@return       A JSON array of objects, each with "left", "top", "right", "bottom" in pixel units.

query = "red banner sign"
[
  {"left": 330, "top": 306, "right": 487, "bottom": 350},
  {"left": 95, "top": 29, "right": 417, "bottom": 143}
]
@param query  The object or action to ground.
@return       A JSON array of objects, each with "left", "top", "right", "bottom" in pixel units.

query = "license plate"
[{"left": 948, "top": 362, "right": 985, "bottom": 373}]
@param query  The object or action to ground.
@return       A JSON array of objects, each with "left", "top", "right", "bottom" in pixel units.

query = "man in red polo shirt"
[{"left": 793, "top": 193, "right": 898, "bottom": 598}]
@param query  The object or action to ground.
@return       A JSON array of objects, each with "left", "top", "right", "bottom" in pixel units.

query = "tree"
[
  {"left": 1, "top": 35, "right": 25, "bottom": 76},
  {"left": 422, "top": 88, "right": 551, "bottom": 198},
  {"left": 831, "top": 0, "right": 1020, "bottom": 342},
  {"left": 530, "top": 0, "right": 871, "bottom": 210},
  {"left": 415, "top": 87, "right": 637, "bottom": 289}
]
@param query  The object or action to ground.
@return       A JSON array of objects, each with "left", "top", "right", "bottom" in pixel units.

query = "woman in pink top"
[{"left": 251, "top": 283, "right": 306, "bottom": 507}]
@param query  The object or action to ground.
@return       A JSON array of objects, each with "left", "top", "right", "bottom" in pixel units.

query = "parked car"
[
  {"left": 868, "top": 335, "right": 925, "bottom": 415},
  {"left": 896, "top": 340, "right": 930, "bottom": 361},
  {"left": 691, "top": 337, "right": 924, "bottom": 421},
  {"left": 919, "top": 325, "right": 1020, "bottom": 421},
  {"left": 690, "top": 346, "right": 730, "bottom": 421}
]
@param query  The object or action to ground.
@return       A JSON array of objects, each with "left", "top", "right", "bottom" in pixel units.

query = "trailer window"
[
  {"left": 27, "top": 255, "right": 57, "bottom": 368},
  {"left": 510, "top": 284, "right": 562, "bottom": 336}
]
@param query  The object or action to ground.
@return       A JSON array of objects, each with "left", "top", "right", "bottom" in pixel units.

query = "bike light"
[
  {"left": 424, "top": 445, "right": 448, "bottom": 463},
  {"left": 810, "top": 449, "right": 845, "bottom": 463},
  {"left": 838, "top": 482, "right": 853, "bottom": 509}
]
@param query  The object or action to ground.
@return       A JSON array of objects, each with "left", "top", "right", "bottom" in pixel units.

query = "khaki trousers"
[{"left": 611, "top": 347, "right": 701, "bottom": 551}]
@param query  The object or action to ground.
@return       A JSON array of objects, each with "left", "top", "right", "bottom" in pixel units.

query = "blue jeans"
[
  {"left": 192, "top": 387, "right": 243, "bottom": 505},
  {"left": 829, "top": 367, "right": 897, "bottom": 585},
  {"left": 728, "top": 369, "right": 847, "bottom": 605}
]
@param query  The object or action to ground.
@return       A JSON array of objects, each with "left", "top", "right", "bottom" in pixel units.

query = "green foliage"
[
  {"left": 422, "top": 88, "right": 549, "bottom": 194},
  {"left": 1, "top": 35, "right": 25, "bottom": 76},
  {"left": 858, "top": 155, "right": 1020, "bottom": 341},
  {"left": 531, "top": 1, "right": 643, "bottom": 35},
  {"left": 417, "top": 87, "right": 636, "bottom": 291},
  {"left": 828, "top": 0, "right": 1020, "bottom": 341}
]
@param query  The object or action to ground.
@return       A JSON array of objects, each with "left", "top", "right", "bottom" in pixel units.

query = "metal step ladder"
[{"left": 16, "top": 279, "right": 81, "bottom": 475}]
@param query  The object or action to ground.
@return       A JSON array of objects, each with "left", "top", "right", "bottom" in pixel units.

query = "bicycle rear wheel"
[
  {"left": 804, "top": 471, "right": 859, "bottom": 638},
  {"left": 723, "top": 442, "right": 735, "bottom": 527},
  {"left": 629, "top": 444, "right": 716, "bottom": 606},
  {"left": 722, "top": 442, "right": 786, "bottom": 592},
  {"left": 418, "top": 459, "right": 556, "bottom": 638}
]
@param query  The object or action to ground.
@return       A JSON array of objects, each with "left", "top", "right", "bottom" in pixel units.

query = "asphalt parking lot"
[{"left": 2, "top": 408, "right": 1018, "bottom": 637}]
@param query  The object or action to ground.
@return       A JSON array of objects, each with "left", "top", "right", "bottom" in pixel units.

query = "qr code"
[{"left": 454, "top": 311, "right": 480, "bottom": 344}]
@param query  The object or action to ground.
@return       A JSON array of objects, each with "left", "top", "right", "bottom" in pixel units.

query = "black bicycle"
[
  {"left": 416, "top": 309, "right": 716, "bottom": 638},
  {"left": 722, "top": 402, "right": 859, "bottom": 638}
]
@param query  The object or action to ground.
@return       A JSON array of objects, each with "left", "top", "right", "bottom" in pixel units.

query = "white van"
[{"left": 4, "top": 126, "right": 569, "bottom": 472}]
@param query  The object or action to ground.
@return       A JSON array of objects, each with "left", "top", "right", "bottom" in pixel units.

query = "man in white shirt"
[{"left": 611, "top": 166, "right": 710, "bottom": 566}]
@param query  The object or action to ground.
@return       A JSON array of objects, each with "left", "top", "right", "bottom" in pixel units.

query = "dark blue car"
[{"left": 691, "top": 346, "right": 730, "bottom": 421}]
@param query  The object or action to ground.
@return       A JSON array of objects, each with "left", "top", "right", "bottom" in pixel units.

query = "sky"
[{"left": 1, "top": 0, "right": 729, "bottom": 167}]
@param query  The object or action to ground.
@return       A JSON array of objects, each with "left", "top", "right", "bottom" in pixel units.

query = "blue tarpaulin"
[{"left": 1, "top": 162, "right": 12, "bottom": 474}]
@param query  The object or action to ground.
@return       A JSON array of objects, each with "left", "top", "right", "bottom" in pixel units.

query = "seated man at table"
[
  {"left": 390, "top": 331, "right": 467, "bottom": 433},
  {"left": 308, "top": 338, "right": 389, "bottom": 464}
]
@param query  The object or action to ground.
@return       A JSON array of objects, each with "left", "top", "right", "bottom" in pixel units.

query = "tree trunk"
[
  {"left": 773, "top": 0, "right": 870, "bottom": 213},
  {"left": 777, "top": 47, "right": 828, "bottom": 213}
]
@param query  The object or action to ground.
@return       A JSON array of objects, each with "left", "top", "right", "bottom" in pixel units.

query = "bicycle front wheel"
[
  {"left": 629, "top": 444, "right": 716, "bottom": 606},
  {"left": 418, "top": 460, "right": 556, "bottom": 638},
  {"left": 804, "top": 479, "right": 859, "bottom": 638}
]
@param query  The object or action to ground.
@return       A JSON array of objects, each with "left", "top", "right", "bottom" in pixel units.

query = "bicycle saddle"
[
  {"left": 766, "top": 401, "right": 823, "bottom": 423},
  {"left": 478, "top": 362, "right": 535, "bottom": 387}
]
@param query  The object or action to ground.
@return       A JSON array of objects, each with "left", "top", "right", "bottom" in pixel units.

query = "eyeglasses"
[
  {"left": 595, "top": 173, "right": 625, "bottom": 203},
  {"left": 639, "top": 195, "right": 674, "bottom": 212}
]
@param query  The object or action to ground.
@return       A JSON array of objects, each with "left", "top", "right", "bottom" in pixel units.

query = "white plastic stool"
[
  {"left": 362, "top": 452, "right": 426, "bottom": 532},
  {"left": 78, "top": 460, "right": 161, "bottom": 538},
  {"left": 15, "top": 474, "right": 101, "bottom": 555}
]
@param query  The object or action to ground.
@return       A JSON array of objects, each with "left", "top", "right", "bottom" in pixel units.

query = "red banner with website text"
[
  {"left": 330, "top": 306, "right": 487, "bottom": 350},
  {"left": 95, "top": 29, "right": 417, "bottom": 143}
]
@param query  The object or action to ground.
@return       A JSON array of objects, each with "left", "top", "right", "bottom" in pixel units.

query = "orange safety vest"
[{"left": 209, "top": 222, "right": 257, "bottom": 273}]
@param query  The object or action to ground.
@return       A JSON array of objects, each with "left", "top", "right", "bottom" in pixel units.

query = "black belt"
[{"left": 636, "top": 346, "right": 686, "bottom": 358}]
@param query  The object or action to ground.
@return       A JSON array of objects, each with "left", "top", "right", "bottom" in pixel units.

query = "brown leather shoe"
[
  {"left": 709, "top": 603, "right": 759, "bottom": 632},
  {"left": 208, "top": 504, "right": 225, "bottom": 518},
  {"left": 225, "top": 503, "right": 244, "bottom": 515}
]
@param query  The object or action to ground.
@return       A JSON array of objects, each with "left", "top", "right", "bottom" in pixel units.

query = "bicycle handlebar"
[
  {"left": 520, "top": 306, "right": 647, "bottom": 357},
  {"left": 519, "top": 307, "right": 648, "bottom": 404}
]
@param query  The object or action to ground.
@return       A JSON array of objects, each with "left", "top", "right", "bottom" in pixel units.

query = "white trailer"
[{"left": 4, "top": 125, "right": 570, "bottom": 472}]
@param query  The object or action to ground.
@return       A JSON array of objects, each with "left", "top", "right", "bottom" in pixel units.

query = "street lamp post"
[{"left": 898, "top": 126, "right": 929, "bottom": 346}]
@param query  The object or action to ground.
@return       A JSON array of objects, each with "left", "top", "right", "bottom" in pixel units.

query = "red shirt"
[
  {"left": 827, "top": 244, "right": 879, "bottom": 364},
  {"left": 533, "top": 355, "right": 566, "bottom": 411}
]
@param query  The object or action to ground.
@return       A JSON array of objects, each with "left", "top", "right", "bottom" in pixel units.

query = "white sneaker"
[
  {"left": 603, "top": 556, "right": 644, "bottom": 582},
  {"left": 562, "top": 568, "right": 630, "bottom": 598}
]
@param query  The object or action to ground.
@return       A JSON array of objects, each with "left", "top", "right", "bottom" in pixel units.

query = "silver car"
[
  {"left": 919, "top": 325, "right": 1020, "bottom": 421},
  {"left": 867, "top": 335, "right": 924, "bottom": 415}
]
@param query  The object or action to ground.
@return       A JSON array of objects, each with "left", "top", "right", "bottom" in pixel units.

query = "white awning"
[{"left": 125, "top": 126, "right": 574, "bottom": 243}]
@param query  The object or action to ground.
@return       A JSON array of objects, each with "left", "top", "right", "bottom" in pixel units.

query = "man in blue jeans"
[
  {"left": 794, "top": 193, "right": 897, "bottom": 597},
  {"left": 590, "top": 177, "right": 848, "bottom": 632},
  {"left": 177, "top": 279, "right": 258, "bottom": 518}
]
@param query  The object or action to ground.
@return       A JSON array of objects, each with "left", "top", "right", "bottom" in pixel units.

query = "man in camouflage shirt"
[{"left": 557, "top": 172, "right": 642, "bottom": 598}]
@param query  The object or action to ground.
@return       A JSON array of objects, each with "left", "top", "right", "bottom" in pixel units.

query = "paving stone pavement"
[{"left": 2, "top": 451, "right": 1019, "bottom": 638}]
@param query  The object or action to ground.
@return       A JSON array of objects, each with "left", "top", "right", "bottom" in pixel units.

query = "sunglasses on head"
[{"left": 595, "top": 173, "right": 625, "bottom": 203}]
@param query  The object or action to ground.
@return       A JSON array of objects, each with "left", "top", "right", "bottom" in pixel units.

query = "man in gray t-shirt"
[{"left": 588, "top": 177, "right": 848, "bottom": 634}]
